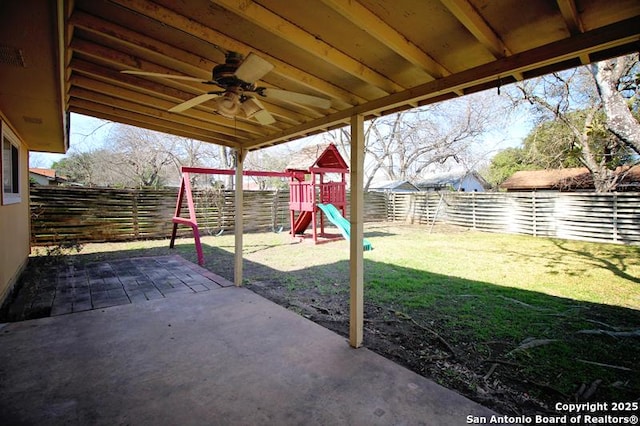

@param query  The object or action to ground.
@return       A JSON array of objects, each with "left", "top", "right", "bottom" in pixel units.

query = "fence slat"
[
  {"left": 30, "top": 186, "right": 388, "bottom": 246},
  {"left": 386, "top": 191, "right": 640, "bottom": 246}
]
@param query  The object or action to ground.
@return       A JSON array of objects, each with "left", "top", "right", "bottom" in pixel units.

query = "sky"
[
  {"left": 29, "top": 114, "right": 114, "bottom": 168},
  {"left": 29, "top": 101, "right": 533, "bottom": 170}
]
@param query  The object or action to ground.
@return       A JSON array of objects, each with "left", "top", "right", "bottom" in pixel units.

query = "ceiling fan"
[{"left": 122, "top": 51, "right": 331, "bottom": 125}]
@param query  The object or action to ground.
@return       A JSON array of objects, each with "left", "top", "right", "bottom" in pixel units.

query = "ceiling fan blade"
[
  {"left": 234, "top": 53, "right": 274, "bottom": 83},
  {"left": 253, "top": 109, "right": 276, "bottom": 125},
  {"left": 263, "top": 88, "right": 331, "bottom": 109},
  {"left": 121, "top": 70, "right": 209, "bottom": 83},
  {"left": 169, "top": 93, "right": 219, "bottom": 112}
]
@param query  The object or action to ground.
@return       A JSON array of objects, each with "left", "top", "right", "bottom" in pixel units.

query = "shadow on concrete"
[{"left": 2, "top": 237, "right": 639, "bottom": 415}]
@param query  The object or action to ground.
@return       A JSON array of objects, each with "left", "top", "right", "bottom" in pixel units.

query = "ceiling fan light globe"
[{"left": 216, "top": 92, "right": 241, "bottom": 118}]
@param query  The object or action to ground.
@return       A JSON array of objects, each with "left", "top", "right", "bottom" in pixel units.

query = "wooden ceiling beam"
[
  {"left": 69, "top": 98, "right": 239, "bottom": 147},
  {"left": 69, "top": 10, "right": 215, "bottom": 80},
  {"left": 70, "top": 13, "right": 332, "bottom": 123},
  {"left": 70, "top": 71, "right": 311, "bottom": 129},
  {"left": 211, "top": 0, "right": 403, "bottom": 94},
  {"left": 246, "top": 16, "right": 640, "bottom": 150},
  {"left": 69, "top": 58, "right": 311, "bottom": 130},
  {"left": 69, "top": 84, "right": 251, "bottom": 142},
  {"left": 70, "top": 106, "right": 238, "bottom": 148},
  {"left": 318, "top": 0, "right": 450, "bottom": 79},
  {"left": 70, "top": 39, "right": 321, "bottom": 126},
  {"left": 439, "top": 0, "right": 511, "bottom": 58},
  {"left": 556, "top": 0, "right": 589, "bottom": 63},
  {"left": 109, "top": 0, "right": 365, "bottom": 107},
  {"left": 70, "top": 38, "right": 206, "bottom": 95},
  {"left": 556, "top": 0, "right": 584, "bottom": 35},
  {"left": 71, "top": 58, "right": 202, "bottom": 106}
]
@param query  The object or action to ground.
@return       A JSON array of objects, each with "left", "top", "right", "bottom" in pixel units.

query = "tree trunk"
[{"left": 592, "top": 57, "right": 640, "bottom": 154}]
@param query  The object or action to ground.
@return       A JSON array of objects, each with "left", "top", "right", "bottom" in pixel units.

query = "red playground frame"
[
  {"left": 170, "top": 143, "right": 350, "bottom": 265},
  {"left": 286, "top": 143, "right": 348, "bottom": 244}
]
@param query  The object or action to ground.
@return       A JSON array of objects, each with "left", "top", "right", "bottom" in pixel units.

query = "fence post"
[
  {"left": 391, "top": 192, "right": 396, "bottom": 222},
  {"left": 613, "top": 193, "right": 619, "bottom": 243},
  {"left": 472, "top": 192, "right": 476, "bottom": 230},
  {"left": 133, "top": 189, "right": 139, "bottom": 238},
  {"left": 532, "top": 191, "right": 537, "bottom": 237},
  {"left": 425, "top": 193, "right": 429, "bottom": 223}
]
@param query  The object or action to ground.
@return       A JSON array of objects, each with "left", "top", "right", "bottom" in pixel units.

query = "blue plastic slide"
[{"left": 317, "top": 203, "right": 373, "bottom": 251}]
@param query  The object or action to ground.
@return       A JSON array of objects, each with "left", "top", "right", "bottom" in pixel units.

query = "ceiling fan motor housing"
[{"left": 212, "top": 52, "right": 254, "bottom": 90}]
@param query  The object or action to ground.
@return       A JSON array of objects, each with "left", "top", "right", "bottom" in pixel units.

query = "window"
[{"left": 2, "top": 124, "right": 21, "bottom": 204}]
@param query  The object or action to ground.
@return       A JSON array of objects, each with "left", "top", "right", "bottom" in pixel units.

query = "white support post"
[
  {"left": 234, "top": 148, "right": 245, "bottom": 287},
  {"left": 349, "top": 114, "right": 364, "bottom": 348}
]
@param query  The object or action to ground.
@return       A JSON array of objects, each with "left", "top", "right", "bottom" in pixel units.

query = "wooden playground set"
[{"left": 169, "top": 144, "right": 371, "bottom": 265}]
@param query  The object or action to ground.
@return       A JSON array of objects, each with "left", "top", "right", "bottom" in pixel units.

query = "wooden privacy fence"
[
  {"left": 388, "top": 191, "right": 640, "bottom": 245},
  {"left": 30, "top": 186, "right": 387, "bottom": 246}
]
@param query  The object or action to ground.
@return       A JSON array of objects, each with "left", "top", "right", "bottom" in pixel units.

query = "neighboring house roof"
[
  {"left": 29, "top": 168, "right": 68, "bottom": 184},
  {"left": 368, "top": 180, "right": 420, "bottom": 192},
  {"left": 285, "top": 143, "right": 348, "bottom": 172},
  {"left": 500, "top": 166, "right": 640, "bottom": 191},
  {"left": 30, "top": 168, "right": 57, "bottom": 179},
  {"left": 416, "top": 171, "right": 488, "bottom": 190},
  {"left": 621, "top": 166, "right": 640, "bottom": 190}
]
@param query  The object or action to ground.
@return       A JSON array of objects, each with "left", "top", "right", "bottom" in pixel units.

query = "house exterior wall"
[
  {"left": 29, "top": 172, "right": 51, "bottom": 186},
  {"left": 459, "top": 176, "right": 486, "bottom": 192},
  {"left": 0, "top": 118, "right": 30, "bottom": 304}
]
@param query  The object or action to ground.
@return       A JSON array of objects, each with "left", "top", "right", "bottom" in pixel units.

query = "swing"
[{"left": 170, "top": 166, "right": 290, "bottom": 266}]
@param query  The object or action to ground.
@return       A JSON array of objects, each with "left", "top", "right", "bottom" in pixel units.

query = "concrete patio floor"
[{"left": 0, "top": 256, "right": 496, "bottom": 425}]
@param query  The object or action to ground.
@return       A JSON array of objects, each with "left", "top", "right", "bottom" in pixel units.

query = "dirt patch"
[
  {"left": 246, "top": 275, "right": 639, "bottom": 417},
  {"left": 5, "top": 228, "right": 639, "bottom": 416},
  {"left": 246, "top": 280, "right": 545, "bottom": 416}
]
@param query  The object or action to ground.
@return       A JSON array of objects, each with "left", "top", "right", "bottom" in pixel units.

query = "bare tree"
[
  {"left": 325, "top": 92, "right": 506, "bottom": 190},
  {"left": 218, "top": 146, "right": 236, "bottom": 189},
  {"left": 105, "top": 125, "right": 177, "bottom": 188},
  {"left": 244, "top": 148, "right": 290, "bottom": 190},
  {"left": 163, "top": 137, "right": 220, "bottom": 187},
  {"left": 511, "top": 61, "right": 636, "bottom": 192}
]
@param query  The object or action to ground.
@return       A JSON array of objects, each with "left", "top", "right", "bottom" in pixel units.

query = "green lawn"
[{"left": 57, "top": 223, "right": 640, "bottom": 409}]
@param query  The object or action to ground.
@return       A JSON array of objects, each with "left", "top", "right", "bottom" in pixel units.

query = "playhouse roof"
[{"left": 286, "top": 143, "right": 348, "bottom": 172}]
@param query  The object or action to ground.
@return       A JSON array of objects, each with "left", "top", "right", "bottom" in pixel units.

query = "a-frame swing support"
[{"left": 169, "top": 166, "right": 290, "bottom": 267}]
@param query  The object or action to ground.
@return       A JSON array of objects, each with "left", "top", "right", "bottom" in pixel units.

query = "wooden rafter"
[
  {"left": 439, "top": 0, "right": 511, "bottom": 58},
  {"left": 557, "top": 0, "right": 584, "bottom": 35},
  {"left": 69, "top": 101, "right": 240, "bottom": 147},
  {"left": 245, "top": 16, "right": 640, "bottom": 150},
  {"left": 319, "top": 0, "right": 450, "bottom": 80},
  {"left": 70, "top": 74, "right": 268, "bottom": 136},
  {"left": 109, "top": 0, "right": 365, "bottom": 107},
  {"left": 556, "top": 0, "right": 589, "bottom": 63},
  {"left": 439, "top": 0, "right": 524, "bottom": 81},
  {"left": 69, "top": 84, "right": 251, "bottom": 141},
  {"left": 211, "top": 0, "right": 404, "bottom": 95},
  {"left": 69, "top": 11, "right": 216, "bottom": 80},
  {"left": 70, "top": 38, "right": 209, "bottom": 95},
  {"left": 208, "top": 2, "right": 398, "bottom": 96}
]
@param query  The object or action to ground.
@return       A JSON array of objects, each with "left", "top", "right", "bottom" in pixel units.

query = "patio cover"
[{"left": 1, "top": 0, "right": 639, "bottom": 346}]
